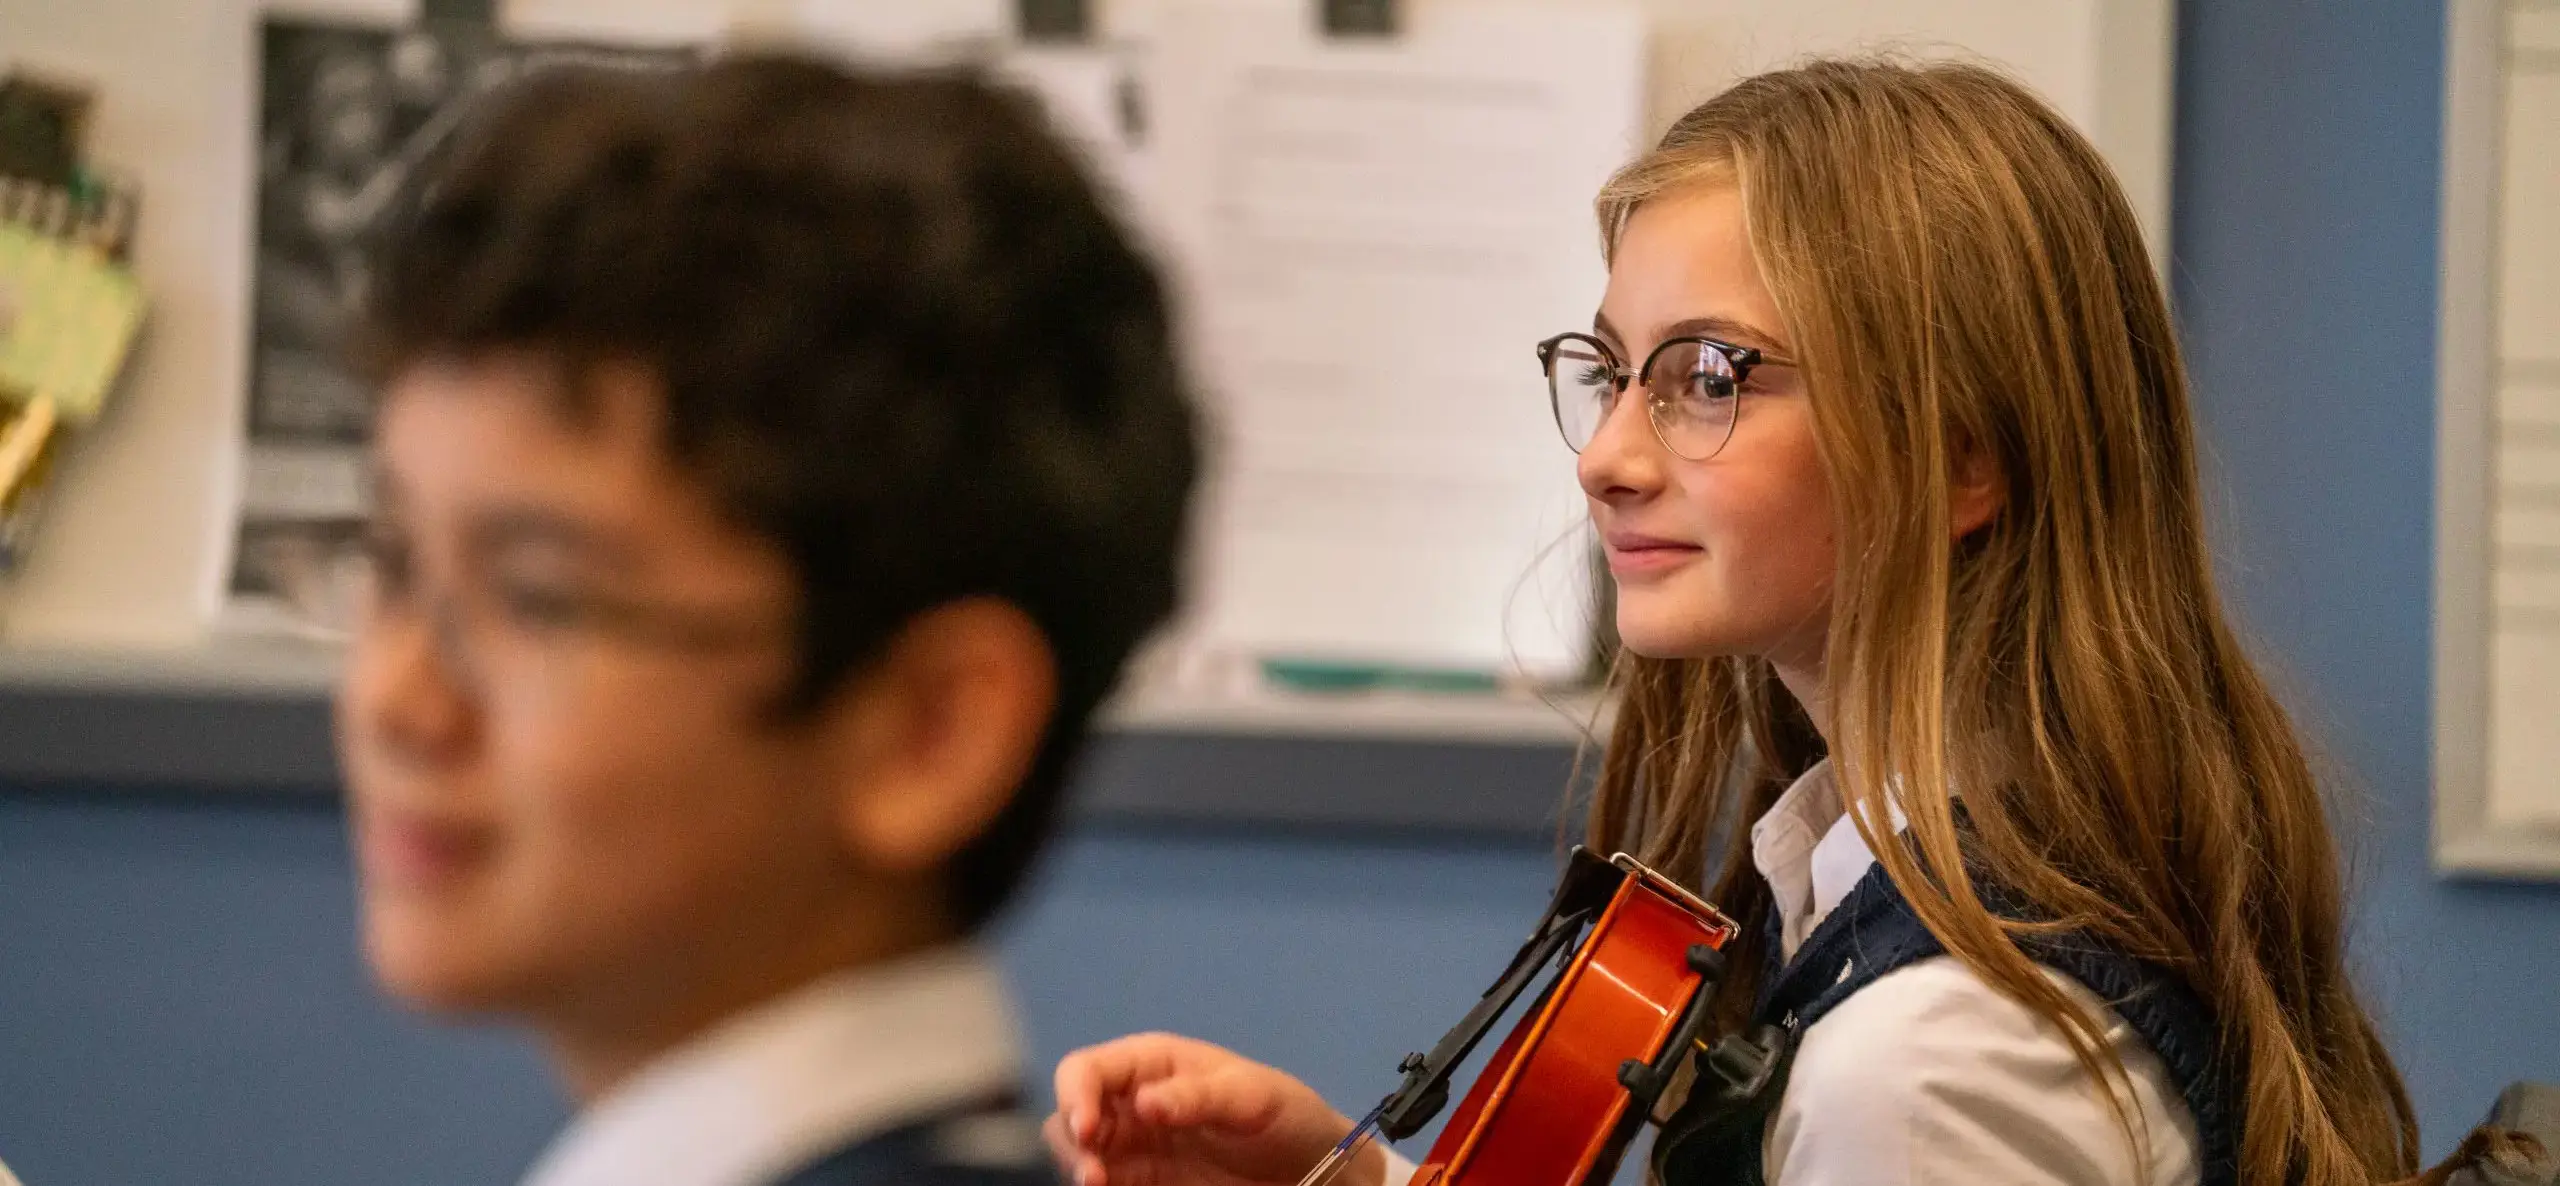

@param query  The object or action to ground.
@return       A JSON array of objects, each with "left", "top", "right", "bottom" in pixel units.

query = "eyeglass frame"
[
  {"left": 1535, "top": 331, "right": 1764, "bottom": 461},
  {"left": 352, "top": 534, "right": 793, "bottom": 703}
]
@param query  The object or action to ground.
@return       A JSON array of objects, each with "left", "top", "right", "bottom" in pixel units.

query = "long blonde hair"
[{"left": 1583, "top": 59, "right": 2416, "bottom": 1185}]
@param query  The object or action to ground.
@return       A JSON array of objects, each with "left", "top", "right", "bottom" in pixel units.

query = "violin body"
[{"left": 1367, "top": 850, "right": 1738, "bottom": 1186}]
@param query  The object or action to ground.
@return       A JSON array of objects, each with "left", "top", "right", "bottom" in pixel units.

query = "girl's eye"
[
  {"left": 1575, "top": 362, "right": 1614, "bottom": 388},
  {"left": 1680, "top": 361, "right": 1737, "bottom": 402}
]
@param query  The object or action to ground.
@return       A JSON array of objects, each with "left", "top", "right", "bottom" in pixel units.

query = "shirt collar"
[
  {"left": 1748, "top": 759, "right": 1842, "bottom": 961},
  {"left": 520, "top": 944, "right": 1022, "bottom": 1186},
  {"left": 1748, "top": 758, "right": 1915, "bottom": 961}
]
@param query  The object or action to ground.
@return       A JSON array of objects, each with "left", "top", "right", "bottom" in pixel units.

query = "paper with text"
[{"left": 1149, "top": 0, "right": 1643, "bottom": 678}]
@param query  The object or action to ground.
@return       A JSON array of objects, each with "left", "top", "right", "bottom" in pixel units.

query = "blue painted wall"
[
  {"left": 3, "top": 2, "right": 2557, "bottom": 1182},
  {"left": 0, "top": 792, "right": 1559, "bottom": 1186},
  {"left": 2171, "top": 0, "right": 2560, "bottom": 1144}
]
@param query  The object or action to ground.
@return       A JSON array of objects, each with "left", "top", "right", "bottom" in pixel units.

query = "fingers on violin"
[
  {"left": 1057, "top": 1032, "right": 1225, "bottom": 1142},
  {"left": 1132, "top": 1063, "right": 1283, "bottom": 1134},
  {"left": 1053, "top": 1046, "right": 1119, "bottom": 1143},
  {"left": 1042, "top": 1114, "right": 1081, "bottom": 1172},
  {"left": 1043, "top": 1113, "right": 1110, "bottom": 1186}
]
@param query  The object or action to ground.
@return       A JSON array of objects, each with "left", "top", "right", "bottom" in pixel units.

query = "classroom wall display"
[
  {"left": 227, "top": 18, "right": 690, "bottom": 639},
  {"left": 0, "top": 0, "right": 2172, "bottom": 739},
  {"left": 2434, "top": 0, "right": 2560, "bottom": 877}
]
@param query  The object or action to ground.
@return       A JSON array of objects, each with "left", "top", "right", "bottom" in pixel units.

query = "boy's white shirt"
[
  {"left": 1380, "top": 758, "right": 2200, "bottom": 1186},
  {"left": 520, "top": 944, "right": 1026, "bottom": 1186}
]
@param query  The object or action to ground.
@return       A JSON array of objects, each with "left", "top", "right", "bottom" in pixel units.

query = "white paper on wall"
[{"left": 1147, "top": 0, "right": 1645, "bottom": 679}]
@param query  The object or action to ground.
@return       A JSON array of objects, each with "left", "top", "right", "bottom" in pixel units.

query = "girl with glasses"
[{"left": 1044, "top": 58, "right": 2416, "bottom": 1186}]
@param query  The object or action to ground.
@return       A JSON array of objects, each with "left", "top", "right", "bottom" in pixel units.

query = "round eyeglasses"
[{"left": 1536, "top": 331, "right": 1762, "bottom": 461}]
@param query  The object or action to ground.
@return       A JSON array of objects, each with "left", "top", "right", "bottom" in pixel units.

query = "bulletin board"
[{"left": 2434, "top": 0, "right": 2560, "bottom": 878}]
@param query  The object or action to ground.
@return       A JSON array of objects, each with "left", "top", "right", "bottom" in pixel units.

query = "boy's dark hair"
[{"left": 358, "top": 52, "right": 1197, "bottom": 932}]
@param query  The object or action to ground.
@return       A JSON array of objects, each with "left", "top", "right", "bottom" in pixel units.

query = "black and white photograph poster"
[{"left": 229, "top": 16, "right": 687, "bottom": 636}]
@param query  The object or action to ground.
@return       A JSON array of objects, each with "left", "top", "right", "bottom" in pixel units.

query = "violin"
[
  {"left": 1297, "top": 849, "right": 2551, "bottom": 1186},
  {"left": 1301, "top": 848, "right": 1790, "bottom": 1186}
]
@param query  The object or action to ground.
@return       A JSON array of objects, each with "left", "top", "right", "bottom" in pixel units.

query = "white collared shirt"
[
  {"left": 1380, "top": 759, "right": 2199, "bottom": 1186},
  {"left": 521, "top": 945, "right": 1025, "bottom": 1186},
  {"left": 1748, "top": 759, "right": 2199, "bottom": 1186}
]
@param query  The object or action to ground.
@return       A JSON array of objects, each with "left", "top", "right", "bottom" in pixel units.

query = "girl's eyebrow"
[
  {"left": 1590, "top": 309, "right": 1625, "bottom": 350},
  {"left": 1592, "top": 311, "right": 1797, "bottom": 363}
]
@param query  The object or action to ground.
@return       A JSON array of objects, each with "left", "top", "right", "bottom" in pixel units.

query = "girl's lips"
[{"left": 1603, "top": 532, "right": 1703, "bottom": 576}]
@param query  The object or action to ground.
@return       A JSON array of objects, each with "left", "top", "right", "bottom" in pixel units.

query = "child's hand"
[{"left": 1045, "top": 1033, "right": 1386, "bottom": 1186}]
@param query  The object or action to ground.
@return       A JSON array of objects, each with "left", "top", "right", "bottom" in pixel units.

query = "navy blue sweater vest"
[
  {"left": 1657, "top": 862, "right": 2237, "bottom": 1186},
  {"left": 767, "top": 1101, "right": 1054, "bottom": 1186}
]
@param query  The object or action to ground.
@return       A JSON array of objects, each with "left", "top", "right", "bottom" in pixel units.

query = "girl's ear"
[{"left": 1950, "top": 433, "right": 2008, "bottom": 539}]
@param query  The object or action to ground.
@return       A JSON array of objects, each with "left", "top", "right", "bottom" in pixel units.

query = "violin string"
[{"left": 1295, "top": 1102, "right": 1388, "bottom": 1186}]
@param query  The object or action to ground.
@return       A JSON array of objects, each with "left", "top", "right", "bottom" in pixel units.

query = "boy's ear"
[
  {"left": 1950, "top": 432, "right": 2008, "bottom": 539},
  {"left": 821, "top": 599, "right": 1058, "bottom": 880}
]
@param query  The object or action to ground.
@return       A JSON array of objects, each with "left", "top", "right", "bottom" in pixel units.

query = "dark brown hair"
[{"left": 359, "top": 52, "right": 1198, "bottom": 932}]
